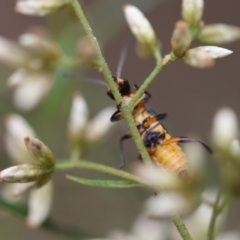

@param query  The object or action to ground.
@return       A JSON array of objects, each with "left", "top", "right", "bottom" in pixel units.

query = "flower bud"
[
  {"left": 198, "top": 24, "right": 240, "bottom": 45},
  {"left": 5, "top": 114, "right": 36, "bottom": 164},
  {"left": 0, "top": 164, "right": 50, "bottom": 183},
  {"left": 0, "top": 37, "right": 30, "bottom": 68},
  {"left": 12, "top": 71, "right": 54, "bottom": 111},
  {"left": 15, "top": 0, "right": 71, "bottom": 16},
  {"left": 182, "top": 0, "right": 204, "bottom": 27},
  {"left": 19, "top": 33, "right": 62, "bottom": 65},
  {"left": 68, "top": 92, "right": 89, "bottom": 145},
  {"left": 184, "top": 46, "right": 232, "bottom": 68},
  {"left": 24, "top": 137, "right": 55, "bottom": 167},
  {"left": 85, "top": 107, "right": 116, "bottom": 144},
  {"left": 212, "top": 107, "right": 239, "bottom": 149},
  {"left": 123, "top": 5, "right": 157, "bottom": 47},
  {"left": 171, "top": 21, "right": 192, "bottom": 57},
  {"left": 184, "top": 48, "right": 214, "bottom": 68},
  {"left": 27, "top": 180, "right": 53, "bottom": 228}
]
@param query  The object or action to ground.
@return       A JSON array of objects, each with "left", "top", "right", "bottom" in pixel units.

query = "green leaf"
[{"left": 66, "top": 175, "right": 142, "bottom": 188}]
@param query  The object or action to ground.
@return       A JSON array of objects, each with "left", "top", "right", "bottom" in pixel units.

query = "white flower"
[
  {"left": 85, "top": 106, "right": 116, "bottom": 144},
  {"left": 68, "top": 92, "right": 89, "bottom": 144},
  {"left": 123, "top": 5, "right": 157, "bottom": 46},
  {"left": 144, "top": 193, "right": 196, "bottom": 218},
  {"left": 0, "top": 164, "right": 49, "bottom": 183},
  {"left": 182, "top": 136, "right": 207, "bottom": 175},
  {"left": 0, "top": 29, "right": 62, "bottom": 111},
  {"left": 12, "top": 71, "right": 54, "bottom": 111},
  {"left": 0, "top": 37, "right": 30, "bottom": 68},
  {"left": 27, "top": 180, "right": 53, "bottom": 228},
  {"left": 15, "top": 0, "right": 71, "bottom": 16},
  {"left": 182, "top": 0, "right": 204, "bottom": 27},
  {"left": 133, "top": 164, "right": 182, "bottom": 190},
  {"left": 198, "top": 24, "right": 240, "bottom": 45},
  {"left": 2, "top": 116, "right": 54, "bottom": 228},
  {"left": 212, "top": 107, "right": 239, "bottom": 149},
  {"left": 184, "top": 46, "right": 232, "bottom": 68},
  {"left": 4, "top": 114, "right": 36, "bottom": 164},
  {"left": 195, "top": 46, "right": 233, "bottom": 59}
]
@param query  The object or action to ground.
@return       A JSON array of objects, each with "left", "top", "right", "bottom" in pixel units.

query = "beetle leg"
[
  {"left": 110, "top": 109, "right": 124, "bottom": 122},
  {"left": 116, "top": 132, "right": 132, "bottom": 169}
]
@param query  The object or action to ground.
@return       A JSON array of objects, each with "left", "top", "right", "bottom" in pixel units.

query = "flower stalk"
[{"left": 70, "top": 0, "right": 152, "bottom": 164}]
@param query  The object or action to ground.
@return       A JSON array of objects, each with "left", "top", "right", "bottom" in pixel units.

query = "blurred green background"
[{"left": 0, "top": 0, "right": 239, "bottom": 239}]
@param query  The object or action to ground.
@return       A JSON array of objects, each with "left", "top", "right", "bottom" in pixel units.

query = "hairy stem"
[
  {"left": 172, "top": 213, "right": 193, "bottom": 240},
  {"left": 208, "top": 189, "right": 229, "bottom": 240},
  {"left": 71, "top": 0, "right": 152, "bottom": 164},
  {"left": 70, "top": 1, "right": 190, "bottom": 239},
  {"left": 55, "top": 161, "right": 150, "bottom": 187},
  {"left": 128, "top": 52, "right": 178, "bottom": 111}
]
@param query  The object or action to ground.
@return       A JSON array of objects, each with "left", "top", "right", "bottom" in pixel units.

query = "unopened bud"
[
  {"left": 198, "top": 24, "right": 240, "bottom": 45},
  {"left": 171, "top": 21, "right": 192, "bottom": 57},
  {"left": 0, "top": 164, "right": 50, "bottom": 183},
  {"left": 123, "top": 5, "right": 157, "bottom": 48},
  {"left": 85, "top": 107, "right": 116, "bottom": 143},
  {"left": 182, "top": 0, "right": 204, "bottom": 27},
  {"left": 27, "top": 180, "right": 53, "bottom": 228},
  {"left": 15, "top": 0, "right": 71, "bottom": 16},
  {"left": 184, "top": 48, "right": 214, "bottom": 68},
  {"left": 184, "top": 46, "right": 232, "bottom": 68},
  {"left": 24, "top": 137, "right": 55, "bottom": 167},
  {"left": 212, "top": 107, "right": 239, "bottom": 149},
  {"left": 68, "top": 92, "right": 89, "bottom": 145}
]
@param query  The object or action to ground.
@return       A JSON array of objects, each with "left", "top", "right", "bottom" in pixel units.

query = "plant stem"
[
  {"left": 55, "top": 161, "right": 149, "bottom": 187},
  {"left": 172, "top": 213, "right": 193, "bottom": 240},
  {"left": 71, "top": 0, "right": 152, "bottom": 164},
  {"left": 128, "top": 53, "right": 178, "bottom": 111},
  {"left": 70, "top": 2, "right": 190, "bottom": 238},
  {"left": 208, "top": 189, "right": 228, "bottom": 240}
]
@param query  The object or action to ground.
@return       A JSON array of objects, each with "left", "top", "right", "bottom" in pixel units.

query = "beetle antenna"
[
  {"left": 64, "top": 73, "right": 107, "bottom": 87},
  {"left": 116, "top": 38, "right": 131, "bottom": 78}
]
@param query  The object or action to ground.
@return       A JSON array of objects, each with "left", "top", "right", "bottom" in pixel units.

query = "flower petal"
[{"left": 27, "top": 180, "right": 53, "bottom": 228}]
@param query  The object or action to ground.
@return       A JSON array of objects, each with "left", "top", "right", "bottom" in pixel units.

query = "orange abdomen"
[{"left": 152, "top": 143, "right": 188, "bottom": 175}]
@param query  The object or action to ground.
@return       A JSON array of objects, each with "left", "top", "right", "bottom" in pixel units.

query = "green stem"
[
  {"left": 128, "top": 53, "right": 178, "bottom": 111},
  {"left": 55, "top": 161, "right": 149, "bottom": 187},
  {"left": 71, "top": 0, "right": 152, "bottom": 164},
  {"left": 208, "top": 190, "right": 228, "bottom": 240},
  {"left": 172, "top": 213, "right": 193, "bottom": 240}
]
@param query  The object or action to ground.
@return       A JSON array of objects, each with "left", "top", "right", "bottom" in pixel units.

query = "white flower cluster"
[
  {"left": 123, "top": 1, "right": 240, "bottom": 68},
  {"left": 2, "top": 114, "right": 55, "bottom": 228}
]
